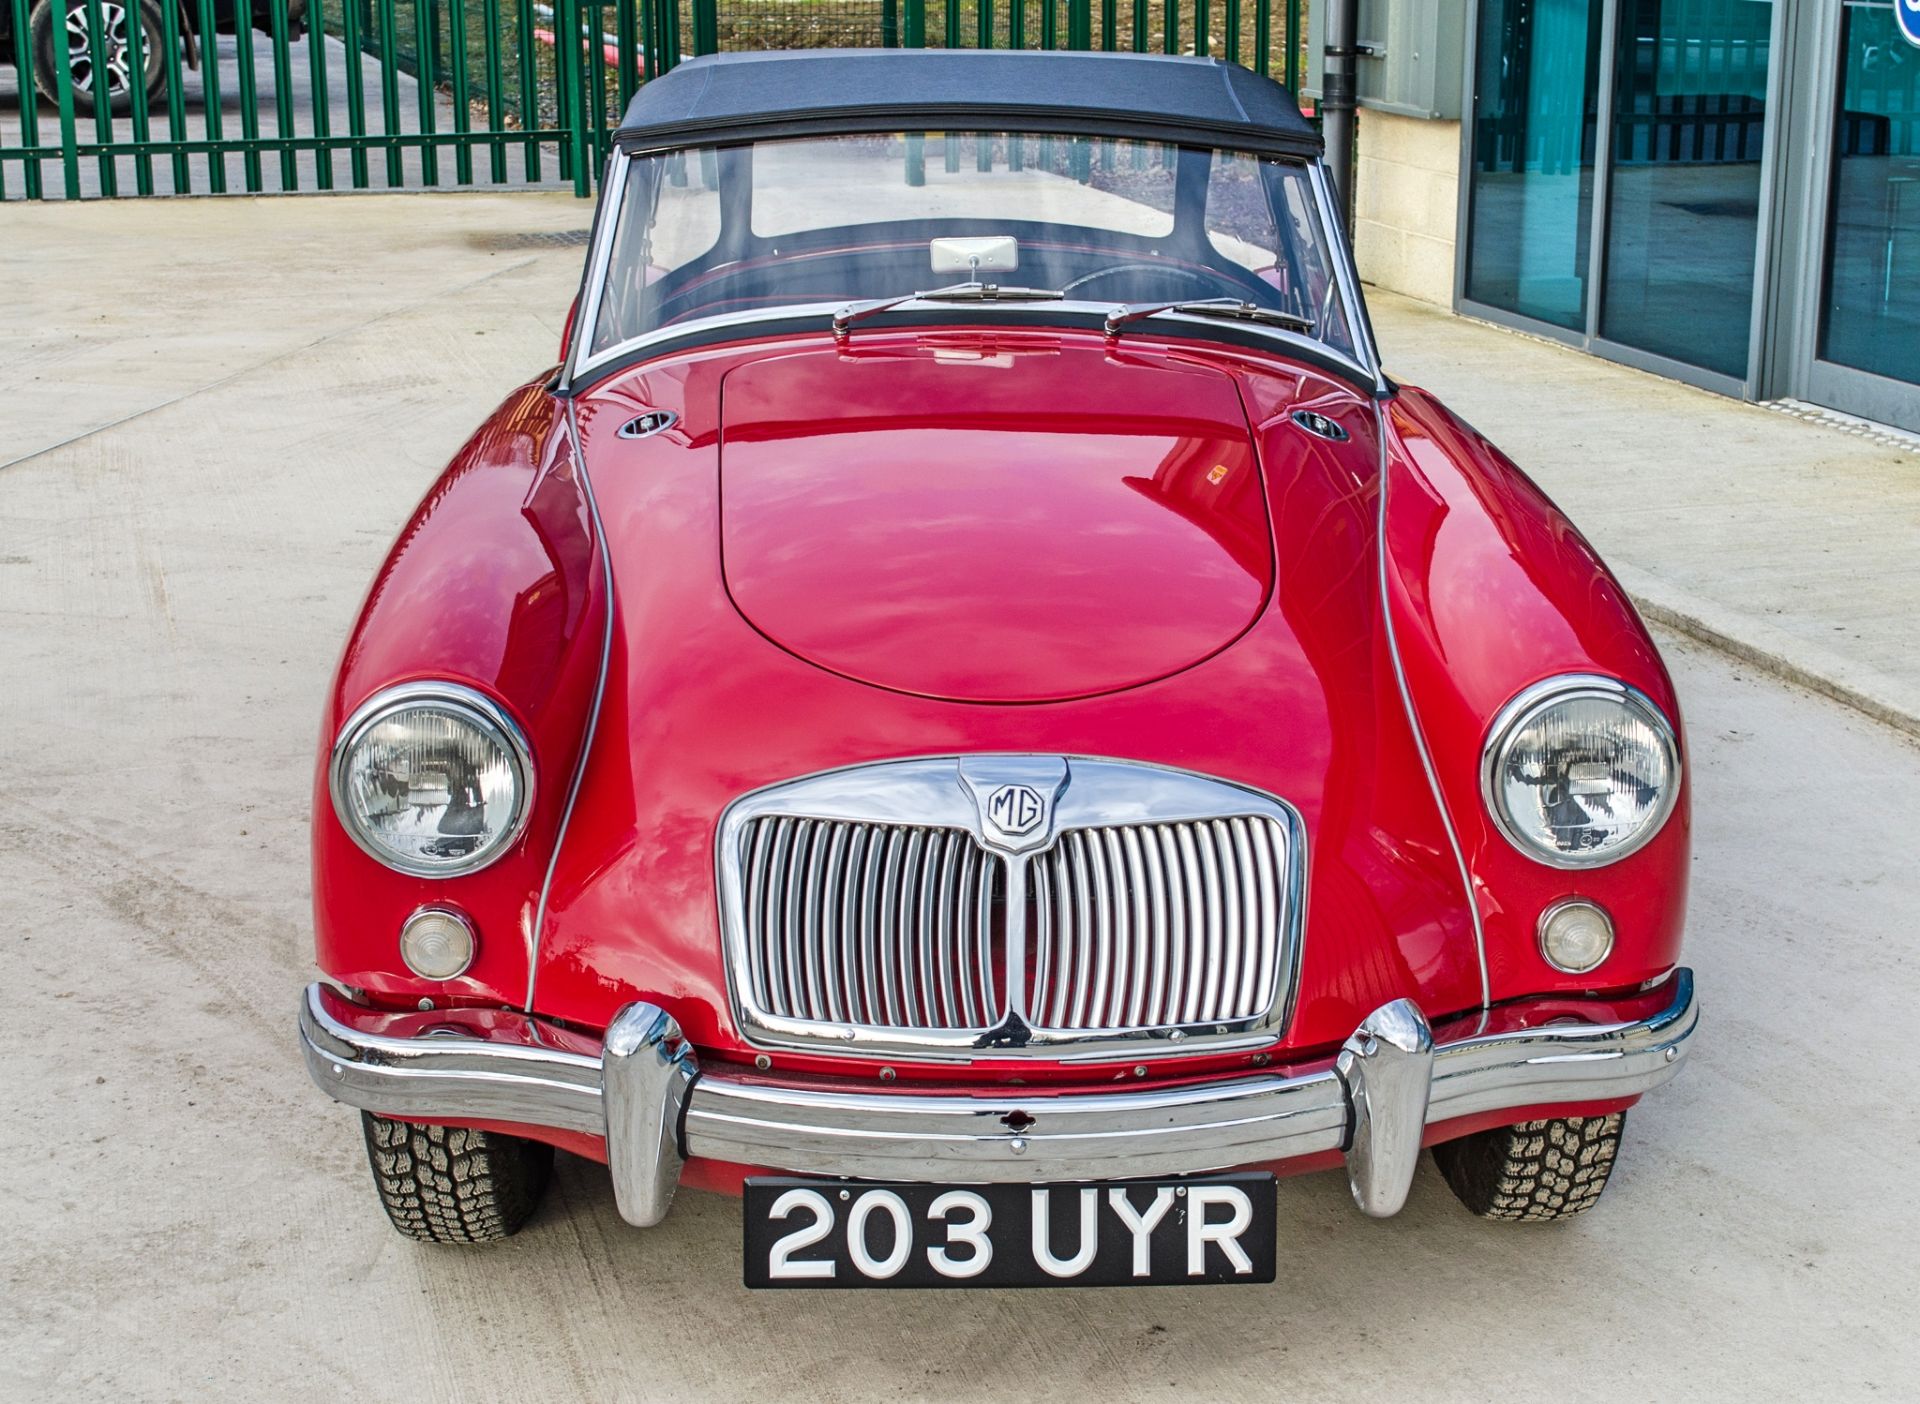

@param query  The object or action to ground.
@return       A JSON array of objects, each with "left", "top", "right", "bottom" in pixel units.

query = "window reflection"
[
  {"left": 1598, "top": 0, "right": 1774, "bottom": 378},
  {"left": 1465, "top": 0, "right": 1604, "bottom": 330},
  {"left": 1818, "top": 3, "right": 1920, "bottom": 388}
]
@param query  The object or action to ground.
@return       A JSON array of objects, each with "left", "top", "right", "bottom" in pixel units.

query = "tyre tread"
[
  {"left": 1432, "top": 1112, "right": 1626, "bottom": 1222},
  {"left": 359, "top": 1113, "right": 552, "bottom": 1244}
]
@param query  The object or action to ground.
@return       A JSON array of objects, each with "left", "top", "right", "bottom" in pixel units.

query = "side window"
[{"left": 590, "top": 154, "right": 724, "bottom": 355}]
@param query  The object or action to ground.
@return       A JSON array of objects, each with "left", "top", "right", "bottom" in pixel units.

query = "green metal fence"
[{"left": 1, "top": 0, "right": 1308, "bottom": 199}]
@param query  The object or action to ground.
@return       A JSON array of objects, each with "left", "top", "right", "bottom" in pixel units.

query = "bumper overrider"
[{"left": 299, "top": 970, "right": 1697, "bottom": 1227}]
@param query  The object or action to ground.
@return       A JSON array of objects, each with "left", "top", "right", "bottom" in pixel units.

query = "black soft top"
[{"left": 614, "top": 49, "right": 1321, "bottom": 159}]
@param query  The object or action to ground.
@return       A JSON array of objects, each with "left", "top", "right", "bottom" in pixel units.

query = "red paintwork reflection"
[
  {"left": 719, "top": 345, "right": 1271, "bottom": 703},
  {"left": 311, "top": 326, "right": 1687, "bottom": 1104},
  {"left": 312, "top": 382, "right": 607, "bottom": 1009},
  {"left": 1377, "top": 388, "right": 1688, "bottom": 1006},
  {"left": 521, "top": 327, "right": 1484, "bottom": 1076}
]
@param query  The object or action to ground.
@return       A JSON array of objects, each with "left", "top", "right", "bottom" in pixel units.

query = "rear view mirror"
[{"left": 930, "top": 236, "right": 1020, "bottom": 278}]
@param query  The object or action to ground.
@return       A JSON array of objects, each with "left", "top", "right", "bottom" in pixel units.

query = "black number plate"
[{"left": 743, "top": 1174, "right": 1276, "bottom": 1289}]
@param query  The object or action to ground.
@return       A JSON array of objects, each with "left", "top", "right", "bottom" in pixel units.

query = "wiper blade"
[
  {"left": 1104, "top": 297, "right": 1315, "bottom": 338},
  {"left": 832, "top": 282, "right": 1066, "bottom": 341}
]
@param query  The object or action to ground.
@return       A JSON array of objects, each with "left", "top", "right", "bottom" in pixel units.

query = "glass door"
[
  {"left": 1798, "top": 0, "right": 1920, "bottom": 431},
  {"left": 1459, "top": 0, "right": 1781, "bottom": 393},
  {"left": 1597, "top": 0, "right": 1776, "bottom": 381}
]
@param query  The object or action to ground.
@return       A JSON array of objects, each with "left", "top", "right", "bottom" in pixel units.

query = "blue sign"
[{"left": 1902, "top": 0, "right": 1920, "bottom": 50}]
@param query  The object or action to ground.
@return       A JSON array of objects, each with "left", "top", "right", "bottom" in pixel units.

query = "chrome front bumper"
[{"left": 299, "top": 970, "right": 1697, "bottom": 1227}]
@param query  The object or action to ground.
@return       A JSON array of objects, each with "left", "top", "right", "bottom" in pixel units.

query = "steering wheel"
[{"left": 1060, "top": 263, "right": 1222, "bottom": 297}]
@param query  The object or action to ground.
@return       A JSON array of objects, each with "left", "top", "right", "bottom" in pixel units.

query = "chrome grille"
[
  {"left": 741, "top": 817, "right": 1006, "bottom": 1029},
  {"left": 1030, "top": 818, "right": 1286, "bottom": 1031},
  {"left": 718, "top": 756, "right": 1304, "bottom": 1061}
]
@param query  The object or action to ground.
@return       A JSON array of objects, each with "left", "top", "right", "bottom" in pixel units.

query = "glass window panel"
[
  {"left": 1598, "top": 0, "right": 1775, "bottom": 378},
  {"left": 1464, "top": 0, "right": 1606, "bottom": 330},
  {"left": 1816, "top": 2, "right": 1920, "bottom": 388},
  {"left": 586, "top": 136, "right": 1362, "bottom": 363}
]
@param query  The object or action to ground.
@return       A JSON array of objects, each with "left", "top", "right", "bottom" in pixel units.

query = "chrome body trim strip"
[
  {"left": 524, "top": 397, "right": 616, "bottom": 1011},
  {"left": 300, "top": 970, "right": 1696, "bottom": 1211},
  {"left": 1373, "top": 401, "right": 1492, "bottom": 1010},
  {"left": 1307, "top": 157, "right": 1387, "bottom": 392}
]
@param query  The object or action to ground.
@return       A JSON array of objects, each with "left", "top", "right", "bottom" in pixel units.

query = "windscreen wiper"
[
  {"left": 1104, "top": 297, "right": 1315, "bottom": 339},
  {"left": 832, "top": 282, "right": 1066, "bottom": 342}
]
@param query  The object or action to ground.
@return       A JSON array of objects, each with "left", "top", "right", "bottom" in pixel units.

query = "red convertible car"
[{"left": 300, "top": 49, "right": 1696, "bottom": 1286}]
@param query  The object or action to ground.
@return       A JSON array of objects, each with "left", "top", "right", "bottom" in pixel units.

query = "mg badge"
[{"left": 986, "top": 783, "right": 1045, "bottom": 835}]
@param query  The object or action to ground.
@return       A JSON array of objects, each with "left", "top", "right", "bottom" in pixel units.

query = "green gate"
[{"left": 0, "top": 0, "right": 1308, "bottom": 199}]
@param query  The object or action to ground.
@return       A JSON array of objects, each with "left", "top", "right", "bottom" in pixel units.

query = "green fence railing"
[{"left": 0, "top": 0, "right": 1309, "bottom": 199}]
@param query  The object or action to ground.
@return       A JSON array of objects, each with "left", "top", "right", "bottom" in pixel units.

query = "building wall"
[{"left": 1352, "top": 108, "right": 1462, "bottom": 307}]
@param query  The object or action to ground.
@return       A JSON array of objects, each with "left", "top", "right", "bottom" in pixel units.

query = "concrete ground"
[
  {"left": 3, "top": 194, "right": 1919, "bottom": 1400},
  {"left": 1374, "top": 288, "right": 1920, "bottom": 741}
]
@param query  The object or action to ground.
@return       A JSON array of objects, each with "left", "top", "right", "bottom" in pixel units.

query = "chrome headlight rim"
[
  {"left": 328, "top": 680, "right": 535, "bottom": 879},
  {"left": 1480, "top": 673, "right": 1681, "bottom": 870}
]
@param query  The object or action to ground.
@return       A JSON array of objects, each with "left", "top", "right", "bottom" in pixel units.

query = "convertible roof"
[{"left": 614, "top": 49, "right": 1321, "bottom": 159}]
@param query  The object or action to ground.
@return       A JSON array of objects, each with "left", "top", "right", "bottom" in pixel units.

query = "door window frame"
[{"left": 1764, "top": 0, "right": 1920, "bottom": 434}]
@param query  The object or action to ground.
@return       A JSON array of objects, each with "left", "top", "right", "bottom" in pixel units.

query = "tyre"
[
  {"left": 1432, "top": 1111, "right": 1626, "bottom": 1222},
  {"left": 29, "top": 0, "right": 170, "bottom": 117},
  {"left": 359, "top": 1112, "right": 554, "bottom": 1244}
]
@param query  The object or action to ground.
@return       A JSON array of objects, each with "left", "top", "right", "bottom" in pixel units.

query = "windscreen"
[{"left": 586, "top": 133, "right": 1358, "bottom": 362}]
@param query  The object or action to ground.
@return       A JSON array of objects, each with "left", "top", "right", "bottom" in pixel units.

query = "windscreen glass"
[{"left": 588, "top": 133, "right": 1357, "bottom": 361}]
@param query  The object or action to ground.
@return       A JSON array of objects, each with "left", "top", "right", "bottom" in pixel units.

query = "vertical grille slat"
[
  {"left": 1213, "top": 820, "right": 1241, "bottom": 1023},
  {"left": 1230, "top": 818, "right": 1261, "bottom": 1018},
  {"left": 744, "top": 819, "right": 775, "bottom": 1013},
  {"left": 1120, "top": 827, "right": 1152, "bottom": 1027},
  {"left": 933, "top": 831, "right": 960, "bottom": 1028},
  {"left": 1088, "top": 829, "right": 1115, "bottom": 1030},
  {"left": 1158, "top": 826, "right": 1186, "bottom": 1029},
  {"left": 798, "top": 820, "right": 827, "bottom": 1021},
  {"left": 975, "top": 846, "right": 998, "bottom": 1022},
  {"left": 820, "top": 824, "right": 850, "bottom": 1024},
  {"left": 897, "top": 828, "right": 926, "bottom": 1027},
  {"left": 1068, "top": 832, "right": 1096, "bottom": 1028},
  {"left": 1196, "top": 822, "right": 1227, "bottom": 1021},
  {"left": 1141, "top": 825, "right": 1171, "bottom": 1027},
  {"left": 732, "top": 801, "right": 1289, "bottom": 1045},
  {"left": 857, "top": 826, "right": 886, "bottom": 1025},
  {"left": 955, "top": 843, "right": 980, "bottom": 1028},
  {"left": 763, "top": 818, "right": 795, "bottom": 1016}
]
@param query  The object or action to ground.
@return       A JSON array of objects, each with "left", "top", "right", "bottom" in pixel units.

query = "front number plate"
[{"left": 743, "top": 1174, "right": 1276, "bottom": 1289}]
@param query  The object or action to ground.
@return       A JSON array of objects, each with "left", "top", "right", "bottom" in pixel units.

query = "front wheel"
[
  {"left": 360, "top": 1113, "right": 554, "bottom": 1243},
  {"left": 1432, "top": 1112, "right": 1626, "bottom": 1222},
  {"left": 29, "top": 0, "right": 171, "bottom": 116}
]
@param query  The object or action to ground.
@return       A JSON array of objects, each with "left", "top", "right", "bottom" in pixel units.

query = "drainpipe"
[{"left": 1320, "top": 0, "right": 1360, "bottom": 233}]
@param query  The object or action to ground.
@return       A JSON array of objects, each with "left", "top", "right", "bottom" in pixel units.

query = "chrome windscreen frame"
[
  {"left": 714, "top": 755, "right": 1309, "bottom": 1063},
  {"left": 561, "top": 148, "right": 1386, "bottom": 393}
]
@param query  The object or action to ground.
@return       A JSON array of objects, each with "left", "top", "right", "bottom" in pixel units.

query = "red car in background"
[{"left": 299, "top": 48, "right": 1697, "bottom": 1288}]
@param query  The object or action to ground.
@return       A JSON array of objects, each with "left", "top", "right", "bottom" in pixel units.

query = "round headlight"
[
  {"left": 1482, "top": 675, "right": 1679, "bottom": 868},
  {"left": 329, "top": 683, "right": 533, "bottom": 877}
]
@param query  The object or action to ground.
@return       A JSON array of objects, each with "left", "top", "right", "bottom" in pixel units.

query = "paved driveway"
[{"left": 1, "top": 194, "right": 1916, "bottom": 1401}]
